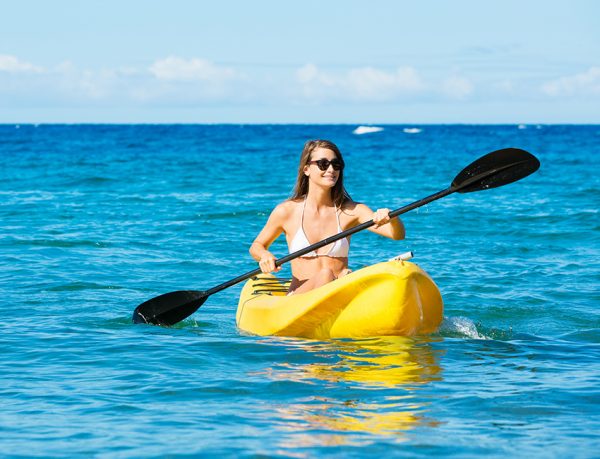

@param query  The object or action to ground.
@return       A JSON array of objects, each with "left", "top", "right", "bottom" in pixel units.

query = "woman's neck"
[{"left": 306, "top": 186, "right": 333, "bottom": 209}]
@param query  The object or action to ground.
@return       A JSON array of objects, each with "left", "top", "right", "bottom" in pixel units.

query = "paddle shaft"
[{"left": 203, "top": 186, "right": 456, "bottom": 297}]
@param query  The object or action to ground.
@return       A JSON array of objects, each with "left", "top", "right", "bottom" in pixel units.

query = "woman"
[{"left": 250, "top": 139, "right": 405, "bottom": 295}]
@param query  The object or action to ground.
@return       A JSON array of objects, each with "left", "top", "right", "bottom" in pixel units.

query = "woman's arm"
[
  {"left": 250, "top": 202, "right": 289, "bottom": 272},
  {"left": 354, "top": 203, "right": 405, "bottom": 240}
]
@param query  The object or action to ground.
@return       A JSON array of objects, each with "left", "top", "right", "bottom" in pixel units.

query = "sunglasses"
[{"left": 308, "top": 158, "right": 344, "bottom": 171}]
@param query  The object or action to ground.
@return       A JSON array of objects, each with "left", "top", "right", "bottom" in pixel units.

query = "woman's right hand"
[{"left": 258, "top": 251, "right": 280, "bottom": 273}]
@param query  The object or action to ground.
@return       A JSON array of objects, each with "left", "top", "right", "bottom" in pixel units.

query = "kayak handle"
[{"left": 389, "top": 251, "right": 414, "bottom": 262}]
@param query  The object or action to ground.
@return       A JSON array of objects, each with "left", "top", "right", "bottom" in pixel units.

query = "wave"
[
  {"left": 45, "top": 282, "right": 123, "bottom": 292},
  {"left": 352, "top": 126, "right": 384, "bottom": 135},
  {"left": 438, "top": 316, "right": 490, "bottom": 339},
  {"left": 403, "top": 128, "right": 422, "bottom": 134}
]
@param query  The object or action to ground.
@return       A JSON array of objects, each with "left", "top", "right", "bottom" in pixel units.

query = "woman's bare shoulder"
[
  {"left": 341, "top": 199, "right": 365, "bottom": 213},
  {"left": 272, "top": 199, "right": 300, "bottom": 218},
  {"left": 341, "top": 200, "right": 372, "bottom": 222}
]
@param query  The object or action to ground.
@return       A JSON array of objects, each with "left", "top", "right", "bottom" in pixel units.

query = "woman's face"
[{"left": 304, "top": 147, "right": 341, "bottom": 188}]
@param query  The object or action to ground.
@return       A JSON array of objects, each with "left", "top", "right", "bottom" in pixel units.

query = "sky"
[{"left": 1, "top": 0, "right": 599, "bottom": 123}]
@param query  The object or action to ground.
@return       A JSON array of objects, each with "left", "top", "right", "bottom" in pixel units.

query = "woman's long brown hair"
[{"left": 290, "top": 139, "right": 351, "bottom": 208}]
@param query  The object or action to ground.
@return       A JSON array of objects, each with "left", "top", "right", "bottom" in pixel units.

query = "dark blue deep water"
[{"left": 1, "top": 124, "right": 599, "bottom": 457}]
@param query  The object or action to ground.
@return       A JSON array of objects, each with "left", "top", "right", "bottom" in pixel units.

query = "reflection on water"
[
  {"left": 266, "top": 336, "right": 443, "bottom": 388},
  {"left": 256, "top": 336, "right": 443, "bottom": 447}
]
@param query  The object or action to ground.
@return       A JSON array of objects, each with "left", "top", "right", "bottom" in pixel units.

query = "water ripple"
[{"left": 1, "top": 124, "right": 598, "bottom": 457}]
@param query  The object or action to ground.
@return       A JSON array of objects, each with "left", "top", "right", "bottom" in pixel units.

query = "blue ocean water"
[{"left": 1, "top": 124, "right": 599, "bottom": 457}]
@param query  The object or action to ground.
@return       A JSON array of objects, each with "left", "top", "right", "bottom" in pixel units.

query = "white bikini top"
[{"left": 288, "top": 199, "right": 350, "bottom": 258}]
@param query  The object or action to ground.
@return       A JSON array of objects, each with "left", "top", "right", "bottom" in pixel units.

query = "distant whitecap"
[
  {"left": 352, "top": 125, "right": 384, "bottom": 135},
  {"left": 403, "top": 128, "right": 422, "bottom": 134},
  {"left": 518, "top": 124, "right": 527, "bottom": 129}
]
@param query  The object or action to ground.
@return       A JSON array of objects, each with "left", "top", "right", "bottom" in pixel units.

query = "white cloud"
[
  {"left": 138, "top": 57, "right": 243, "bottom": 104},
  {"left": 294, "top": 64, "right": 424, "bottom": 102},
  {"left": 541, "top": 67, "right": 600, "bottom": 96},
  {"left": 346, "top": 66, "right": 424, "bottom": 99},
  {"left": 0, "top": 54, "right": 244, "bottom": 107},
  {"left": 0, "top": 54, "right": 44, "bottom": 73},
  {"left": 441, "top": 76, "right": 474, "bottom": 99},
  {"left": 296, "top": 63, "right": 319, "bottom": 84},
  {"left": 149, "top": 56, "right": 236, "bottom": 82},
  {"left": 0, "top": 54, "right": 537, "bottom": 112}
]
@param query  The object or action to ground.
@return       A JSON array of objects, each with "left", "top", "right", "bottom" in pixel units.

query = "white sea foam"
[
  {"left": 403, "top": 127, "right": 422, "bottom": 134},
  {"left": 352, "top": 125, "right": 384, "bottom": 135},
  {"left": 440, "top": 316, "right": 490, "bottom": 339}
]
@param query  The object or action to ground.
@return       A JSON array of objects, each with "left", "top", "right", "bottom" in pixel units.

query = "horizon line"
[{"left": 2, "top": 122, "right": 600, "bottom": 126}]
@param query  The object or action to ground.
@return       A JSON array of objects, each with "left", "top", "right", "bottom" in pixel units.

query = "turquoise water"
[{"left": 1, "top": 124, "right": 599, "bottom": 457}]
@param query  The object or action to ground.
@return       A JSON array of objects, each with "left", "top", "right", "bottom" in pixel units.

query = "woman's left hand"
[{"left": 372, "top": 208, "right": 391, "bottom": 227}]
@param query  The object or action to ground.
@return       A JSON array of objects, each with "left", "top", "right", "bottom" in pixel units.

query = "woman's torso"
[{"left": 283, "top": 199, "right": 357, "bottom": 288}]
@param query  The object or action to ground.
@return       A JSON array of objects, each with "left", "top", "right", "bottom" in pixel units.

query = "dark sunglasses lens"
[
  {"left": 331, "top": 160, "right": 343, "bottom": 170},
  {"left": 315, "top": 159, "right": 343, "bottom": 171},
  {"left": 316, "top": 159, "right": 329, "bottom": 171}
]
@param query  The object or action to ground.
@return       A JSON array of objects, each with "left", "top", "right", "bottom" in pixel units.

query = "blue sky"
[{"left": 1, "top": 0, "right": 598, "bottom": 123}]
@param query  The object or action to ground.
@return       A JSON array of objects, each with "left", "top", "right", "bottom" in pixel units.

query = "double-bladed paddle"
[{"left": 132, "top": 147, "right": 540, "bottom": 326}]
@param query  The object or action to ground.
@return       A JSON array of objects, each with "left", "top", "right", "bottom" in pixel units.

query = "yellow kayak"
[{"left": 236, "top": 258, "right": 443, "bottom": 339}]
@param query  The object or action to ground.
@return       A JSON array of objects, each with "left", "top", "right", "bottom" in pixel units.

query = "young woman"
[{"left": 250, "top": 139, "right": 405, "bottom": 295}]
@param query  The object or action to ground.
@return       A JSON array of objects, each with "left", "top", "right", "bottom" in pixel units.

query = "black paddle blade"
[
  {"left": 452, "top": 148, "right": 540, "bottom": 193},
  {"left": 132, "top": 290, "right": 208, "bottom": 325}
]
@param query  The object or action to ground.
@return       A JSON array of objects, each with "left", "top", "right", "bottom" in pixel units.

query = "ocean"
[{"left": 1, "top": 124, "right": 598, "bottom": 457}]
